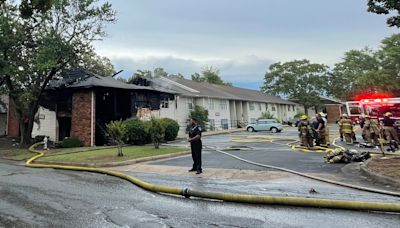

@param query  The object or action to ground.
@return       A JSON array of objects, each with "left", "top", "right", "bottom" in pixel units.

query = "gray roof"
[
  {"left": 48, "top": 69, "right": 178, "bottom": 94},
  {"left": 154, "top": 77, "right": 296, "bottom": 105}
]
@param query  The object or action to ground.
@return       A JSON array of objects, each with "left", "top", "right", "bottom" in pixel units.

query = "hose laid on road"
[
  {"left": 26, "top": 143, "right": 400, "bottom": 213},
  {"left": 208, "top": 136, "right": 400, "bottom": 197}
]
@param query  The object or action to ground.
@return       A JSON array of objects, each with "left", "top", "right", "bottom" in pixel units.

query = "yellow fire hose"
[{"left": 26, "top": 143, "right": 400, "bottom": 213}]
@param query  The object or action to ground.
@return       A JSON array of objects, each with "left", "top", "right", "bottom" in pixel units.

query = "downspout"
[{"left": 91, "top": 90, "right": 94, "bottom": 147}]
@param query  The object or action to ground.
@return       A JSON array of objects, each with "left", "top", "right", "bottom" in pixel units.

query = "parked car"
[{"left": 246, "top": 119, "right": 283, "bottom": 133}]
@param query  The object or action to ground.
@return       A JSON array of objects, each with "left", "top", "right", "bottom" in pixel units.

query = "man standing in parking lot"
[{"left": 188, "top": 118, "right": 203, "bottom": 174}]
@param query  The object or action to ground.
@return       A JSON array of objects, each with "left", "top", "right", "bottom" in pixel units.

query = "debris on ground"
[
  {"left": 325, "top": 148, "right": 371, "bottom": 164},
  {"left": 367, "top": 156, "right": 400, "bottom": 180},
  {"left": 309, "top": 188, "right": 319, "bottom": 194}
]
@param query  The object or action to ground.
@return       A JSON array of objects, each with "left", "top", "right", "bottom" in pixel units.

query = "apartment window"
[
  {"left": 272, "top": 105, "right": 276, "bottom": 111},
  {"left": 208, "top": 98, "right": 214, "bottom": 110},
  {"left": 208, "top": 119, "right": 215, "bottom": 131},
  {"left": 265, "top": 103, "right": 269, "bottom": 111},
  {"left": 220, "top": 100, "right": 227, "bottom": 110},
  {"left": 249, "top": 102, "right": 255, "bottom": 111},
  {"left": 221, "top": 119, "right": 229, "bottom": 130},
  {"left": 187, "top": 98, "right": 194, "bottom": 110},
  {"left": 259, "top": 103, "right": 262, "bottom": 111},
  {"left": 288, "top": 105, "right": 290, "bottom": 111},
  {"left": 292, "top": 106, "right": 295, "bottom": 112},
  {"left": 161, "top": 98, "right": 169, "bottom": 108}
]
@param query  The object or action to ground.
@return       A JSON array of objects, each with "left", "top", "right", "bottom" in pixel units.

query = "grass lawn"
[
  {"left": 38, "top": 146, "right": 187, "bottom": 163},
  {"left": 0, "top": 148, "right": 33, "bottom": 161}
]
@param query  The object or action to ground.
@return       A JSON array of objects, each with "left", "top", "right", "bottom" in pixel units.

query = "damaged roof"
[{"left": 48, "top": 69, "right": 178, "bottom": 94}]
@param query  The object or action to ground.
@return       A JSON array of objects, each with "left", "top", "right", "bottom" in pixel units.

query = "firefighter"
[
  {"left": 363, "top": 115, "right": 380, "bottom": 146},
  {"left": 339, "top": 114, "right": 353, "bottom": 145},
  {"left": 315, "top": 113, "right": 327, "bottom": 147},
  {"left": 383, "top": 112, "right": 399, "bottom": 150},
  {"left": 338, "top": 114, "right": 347, "bottom": 142},
  {"left": 298, "top": 115, "right": 314, "bottom": 148},
  {"left": 319, "top": 112, "right": 330, "bottom": 146}
]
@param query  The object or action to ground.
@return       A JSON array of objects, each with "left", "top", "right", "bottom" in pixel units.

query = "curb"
[
  {"left": 36, "top": 150, "right": 191, "bottom": 168},
  {"left": 359, "top": 158, "right": 400, "bottom": 188}
]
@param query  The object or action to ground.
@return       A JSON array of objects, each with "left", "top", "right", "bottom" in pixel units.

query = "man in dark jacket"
[{"left": 188, "top": 118, "right": 203, "bottom": 174}]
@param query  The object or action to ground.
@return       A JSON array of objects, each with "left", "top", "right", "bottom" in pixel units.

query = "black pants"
[{"left": 191, "top": 141, "right": 202, "bottom": 171}]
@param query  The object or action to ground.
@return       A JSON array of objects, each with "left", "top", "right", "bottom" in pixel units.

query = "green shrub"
[
  {"left": 161, "top": 118, "right": 179, "bottom": 141},
  {"left": 62, "top": 137, "right": 82, "bottom": 148},
  {"left": 258, "top": 111, "right": 275, "bottom": 120},
  {"left": 124, "top": 118, "right": 149, "bottom": 145},
  {"left": 148, "top": 117, "right": 165, "bottom": 149},
  {"left": 106, "top": 120, "right": 128, "bottom": 157},
  {"left": 190, "top": 105, "right": 209, "bottom": 130}
]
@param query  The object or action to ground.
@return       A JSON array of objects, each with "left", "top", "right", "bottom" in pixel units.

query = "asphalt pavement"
[{"left": 1, "top": 163, "right": 400, "bottom": 228}]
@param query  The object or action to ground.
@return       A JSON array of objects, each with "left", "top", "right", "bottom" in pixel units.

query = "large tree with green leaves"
[
  {"left": 262, "top": 60, "right": 328, "bottom": 110},
  {"left": 327, "top": 48, "right": 380, "bottom": 100},
  {"left": 368, "top": 0, "right": 400, "bottom": 28},
  {"left": 191, "top": 66, "right": 232, "bottom": 86},
  {"left": 0, "top": 0, "right": 115, "bottom": 145}
]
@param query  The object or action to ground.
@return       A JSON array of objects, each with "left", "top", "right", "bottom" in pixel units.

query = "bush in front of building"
[
  {"left": 148, "top": 117, "right": 165, "bottom": 149},
  {"left": 160, "top": 118, "right": 180, "bottom": 141},
  {"left": 190, "top": 105, "right": 209, "bottom": 131},
  {"left": 106, "top": 120, "right": 128, "bottom": 157},
  {"left": 62, "top": 137, "right": 82, "bottom": 148},
  {"left": 124, "top": 118, "right": 150, "bottom": 145},
  {"left": 258, "top": 111, "right": 275, "bottom": 120}
]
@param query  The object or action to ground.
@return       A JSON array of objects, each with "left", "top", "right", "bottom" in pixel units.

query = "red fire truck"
[{"left": 345, "top": 97, "right": 400, "bottom": 133}]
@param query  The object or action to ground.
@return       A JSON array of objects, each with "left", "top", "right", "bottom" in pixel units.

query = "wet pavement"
[
  {"left": 2, "top": 126, "right": 400, "bottom": 227},
  {"left": 1, "top": 163, "right": 400, "bottom": 228}
]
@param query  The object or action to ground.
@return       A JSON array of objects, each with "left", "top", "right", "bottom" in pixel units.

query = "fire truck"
[{"left": 345, "top": 97, "right": 400, "bottom": 134}]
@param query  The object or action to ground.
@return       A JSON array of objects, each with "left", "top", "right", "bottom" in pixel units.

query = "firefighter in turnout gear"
[
  {"left": 339, "top": 115, "right": 354, "bottom": 145},
  {"left": 338, "top": 114, "right": 347, "bottom": 142},
  {"left": 363, "top": 115, "right": 380, "bottom": 146},
  {"left": 298, "top": 115, "right": 314, "bottom": 148},
  {"left": 383, "top": 112, "right": 399, "bottom": 151}
]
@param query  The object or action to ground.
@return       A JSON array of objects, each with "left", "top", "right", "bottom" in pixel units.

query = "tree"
[
  {"left": 368, "top": 0, "right": 400, "bottom": 28},
  {"left": 107, "top": 120, "right": 127, "bottom": 157},
  {"left": 0, "top": 0, "right": 115, "bottom": 145},
  {"left": 191, "top": 67, "right": 232, "bottom": 86},
  {"left": 148, "top": 117, "right": 165, "bottom": 149},
  {"left": 153, "top": 67, "right": 168, "bottom": 77},
  {"left": 327, "top": 48, "right": 380, "bottom": 100},
  {"left": 189, "top": 105, "right": 209, "bottom": 130},
  {"left": 262, "top": 60, "right": 328, "bottom": 111},
  {"left": 78, "top": 49, "right": 116, "bottom": 76}
]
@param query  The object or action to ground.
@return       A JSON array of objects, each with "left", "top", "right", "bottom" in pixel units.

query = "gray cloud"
[{"left": 110, "top": 55, "right": 272, "bottom": 85}]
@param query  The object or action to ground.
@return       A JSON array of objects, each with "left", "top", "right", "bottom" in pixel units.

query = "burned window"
[{"left": 161, "top": 98, "right": 169, "bottom": 108}]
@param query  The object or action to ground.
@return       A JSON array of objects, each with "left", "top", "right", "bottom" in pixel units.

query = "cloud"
[{"left": 109, "top": 54, "right": 273, "bottom": 85}]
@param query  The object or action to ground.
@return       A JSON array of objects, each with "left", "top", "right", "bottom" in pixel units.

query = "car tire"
[
  {"left": 247, "top": 127, "right": 255, "bottom": 132},
  {"left": 271, "top": 127, "right": 278, "bottom": 133}
]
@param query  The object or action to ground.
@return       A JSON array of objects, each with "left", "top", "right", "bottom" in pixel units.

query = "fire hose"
[{"left": 26, "top": 143, "right": 400, "bottom": 213}]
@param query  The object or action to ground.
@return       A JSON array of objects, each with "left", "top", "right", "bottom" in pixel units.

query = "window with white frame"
[
  {"left": 258, "top": 103, "right": 262, "bottom": 111},
  {"left": 208, "top": 98, "right": 214, "bottom": 110},
  {"left": 220, "top": 100, "right": 227, "bottom": 110},
  {"left": 187, "top": 98, "right": 194, "bottom": 110},
  {"left": 249, "top": 102, "right": 255, "bottom": 111}
]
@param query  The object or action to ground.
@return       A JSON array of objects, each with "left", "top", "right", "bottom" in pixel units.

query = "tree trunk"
[
  {"left": 117, "top": 144, "right": 123, "bottom": 156},
  {"left": 154, "top": 140, "right": 159, "bottom": 149},
  {"left": 19, "top": 114, "right": 35, "bottom": 147}
]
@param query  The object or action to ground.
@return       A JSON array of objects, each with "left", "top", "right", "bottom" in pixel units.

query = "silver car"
[{"left": 246, "top": 119, "right": 283, "bottom": 133}]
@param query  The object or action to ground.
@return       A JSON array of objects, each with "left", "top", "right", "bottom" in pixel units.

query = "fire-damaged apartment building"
[{"left": 1, "top": 69, "right": 298, "bottom": 146}]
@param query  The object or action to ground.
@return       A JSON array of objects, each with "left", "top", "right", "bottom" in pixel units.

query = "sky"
[{"left": 93, "top": 0, "right": 397, "bottom": 90}]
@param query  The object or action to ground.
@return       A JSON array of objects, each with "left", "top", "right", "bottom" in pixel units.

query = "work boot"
[
  {"left": 196, "top": 170, "right": 202, "bottom": 175},
  {"left": 188, "top": 169, "right": 196, "bottom": 172}
]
